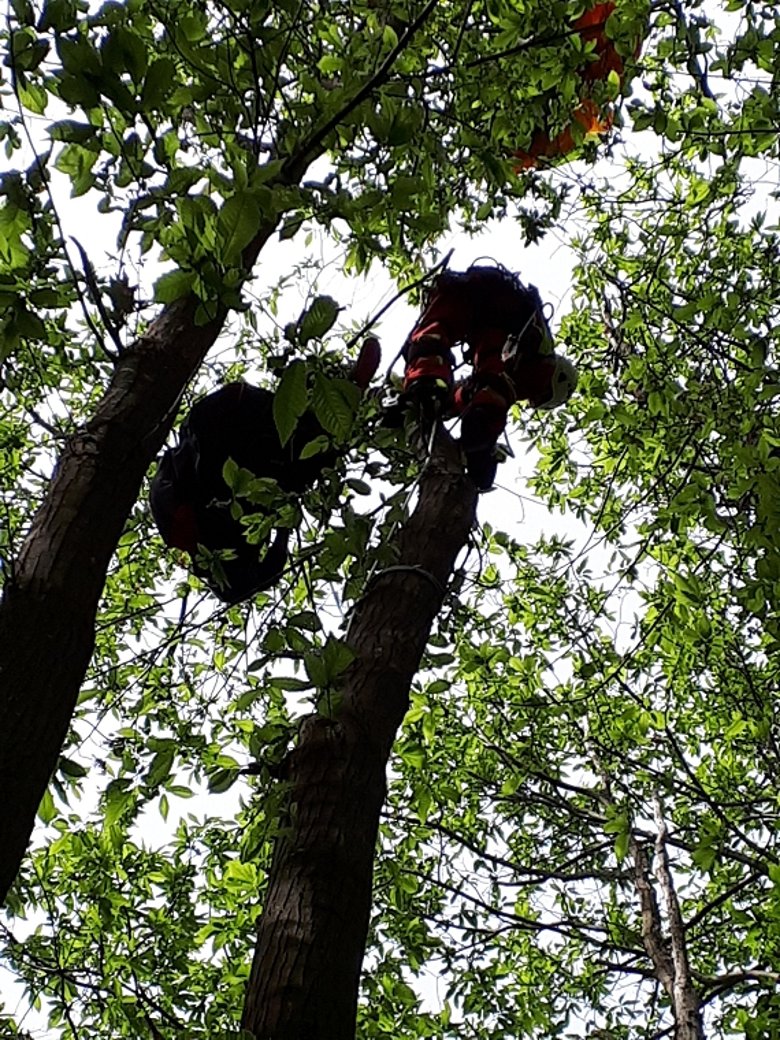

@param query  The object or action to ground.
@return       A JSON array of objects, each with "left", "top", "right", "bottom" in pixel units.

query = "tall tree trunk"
[
  {"left": 242, "top": 431, "right": 478, "bottom": 1040},
  {"left": 0, "top": 216, "right": 284, "bottom": 903},
  {"left": 0, "top": 298, "right": 220, "bottom": 903}
]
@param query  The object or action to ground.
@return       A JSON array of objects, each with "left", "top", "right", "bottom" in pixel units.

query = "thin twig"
[
  {"left": 71, "top": 238, "right": 125, "bottom": 355},
  {"left": 344, "top": 247, "right": 454, "bottom": 362},
  {"left": 672, "top": 0, "right": 716, "bottom": 101}
]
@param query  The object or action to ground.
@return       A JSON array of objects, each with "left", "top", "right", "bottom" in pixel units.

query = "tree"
[{"left": 2, "top": 0, "right": 780, "bottom": 1038}]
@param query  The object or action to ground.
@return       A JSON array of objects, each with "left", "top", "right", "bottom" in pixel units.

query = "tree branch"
[
  {"left": 284, "top": 0, "right": 440, "bottom": 177},
  {"left": 652, "top": 799, "right": 705, "bottom": 1040},
  {"left": 632, "top": 838, "right": 676, "bottom": 997}
]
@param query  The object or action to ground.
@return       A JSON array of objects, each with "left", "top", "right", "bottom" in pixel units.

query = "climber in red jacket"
[{"left": 400, "top": 265, "right": 577, "bottom": 489}]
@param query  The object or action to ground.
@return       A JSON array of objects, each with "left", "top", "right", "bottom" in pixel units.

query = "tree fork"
[{"left": 242, "top": 431, "right": 478, "bottom": 1040}]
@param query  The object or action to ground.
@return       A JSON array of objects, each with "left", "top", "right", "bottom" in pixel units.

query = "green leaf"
[
  {"left": 58, "top": 755, "right": 88, "bottom": 779},
  {"left": 298, "top": 295, "right": 339, "bottom": 343},
  {"left": 53, "top": 143, "right": 98, "bottom": 196},
  {"left": 153, "top": 269, "right": 195, "bottom": 304},
  {"left": 322, "top": 637, "right": 355, "bottom": 678},
  {"left": 272, "top": 677, "right": 312, "bottom": 691},
  {"left": 15, "top": 306, "right": 46, "bottom": 340},
  {"left": 311, "top": 373, "right": 360, "bottom": 440},
  {"left": 222, "top": 456, "right": 240, "bottom": 491},
  {"left": 17, "top": 80, "right": 48, "bottom": 114},
  {"left": 37, "top": 787, "right": 56, "bottom": 824},
  {"left": 142, "top": 58, "right": 177, "bottom": 108},
  {"left": 298, "top": 434, "right": 331, "bottom": 460},
  {"left": 288, "top": 610, "right": 321, "bottom": 631},
  {"left": 146, "top": 748, "right": 174, "bottom": 787},
  {"left": 48, "top": 120, "right": 97, "bottom": 145},
  {"left": 304, "top": 651, "right": 328, "bottom": 687},
  {"left": 400, "top": 744, "right": 425, "bottom": 770},
  {"left": 167, "top": 785, "right": 194, "bottom": 798},
  {"left": 279, "top": 216, "right": 304, "bottom": 241},
  {"left": 208, "top": 768, "right": 239, "bottom": 794},
  {"left": 103, "top": 779, "right": 133, "bottom": 828},
  {"left": 11, "top": 0, "right": 34, "bottom": 25},
  {"left": 217, "top": 192, "right": 262, "bottom": 265},
  {"left": 37, "top": 0, "right": 79, "bottom": 32},
  {"left": 273, "top": 360, "right": 309, "bottom": 447},
  {"left": 11, "top": 36, "right": 49, "bottom": 74},
  {"left": 346, "top": 478, "right": 371, "bottom": 495},
  {"left": 614, "top": 828, "right": 630, "bottom": 864}
]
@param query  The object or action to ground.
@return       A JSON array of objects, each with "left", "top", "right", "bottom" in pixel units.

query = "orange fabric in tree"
[
  {"left": 513, "top": 99, "right": 612, "bottom": 169},
  {"left": 512, "top": 1, "right": 642, "bottom": 169},
  {"left": 575, "top": 2, "right": 625, "bottom": 83}
]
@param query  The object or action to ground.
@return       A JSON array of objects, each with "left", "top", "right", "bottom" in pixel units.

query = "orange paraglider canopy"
[
  {"left": 575, "top": 2, "right": 626, "bottom": 82},
  {"left": 512, "top": 1, "right": 643, "bottom": 170},
  {"left": 513, "top": 99, "right": 612, "bottom": 170}
]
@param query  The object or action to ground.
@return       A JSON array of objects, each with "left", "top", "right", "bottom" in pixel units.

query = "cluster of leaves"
[{"left": 1, "top": 0, "right": 613, "bottom": 354}]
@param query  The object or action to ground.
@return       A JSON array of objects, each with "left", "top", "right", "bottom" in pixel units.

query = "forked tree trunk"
[{"left": 241, "top": 431, "right": 478, "bottom": 1040}]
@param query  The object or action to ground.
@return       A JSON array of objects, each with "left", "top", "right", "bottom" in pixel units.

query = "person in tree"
[
  {"left": 150, "top": 338, "right": 380, "bottom": 603},
  {"left": 399, "top": 265, "right": 577, "bottom": 489}
]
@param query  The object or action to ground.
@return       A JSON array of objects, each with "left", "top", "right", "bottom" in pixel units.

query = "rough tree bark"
[
  {"left": 0, "top": 217, "right": 281, "bottom": 904},
  {"left": 632, "top": 828, "right": 704, "bottom": 1040},
  {"left": 241, "top": 431, "right": 478, "bottom": 1040},
  {"left": 652, "top": 801, "right": 705, "bottom": 1040}
]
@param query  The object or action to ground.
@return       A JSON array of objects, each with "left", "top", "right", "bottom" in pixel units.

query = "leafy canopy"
[{"left": 3, "top": 0, "right": 780, "bottom": 1037}]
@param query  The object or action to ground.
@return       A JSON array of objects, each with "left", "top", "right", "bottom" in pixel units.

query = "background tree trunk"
[{"left": 241, "top": 431, "right": 478, "bottom": 1040}]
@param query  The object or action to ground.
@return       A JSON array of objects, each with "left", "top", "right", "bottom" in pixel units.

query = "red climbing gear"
[
  {"left": 397, "top": 265, "right": 567, "bottom": 489},
  {"left": 351, "top": 335, "right": 382, "bottom": 389},
  {"left": 401, "top": 279, "right": 462, "bottom": 409}
]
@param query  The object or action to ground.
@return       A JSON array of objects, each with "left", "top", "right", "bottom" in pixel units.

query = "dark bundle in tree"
[
  {"left": 150, "top": 339, "right": 381, "bottom": 602},
  {"left": 149, "top": 383, "right": 321, "bottom": 602}
]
